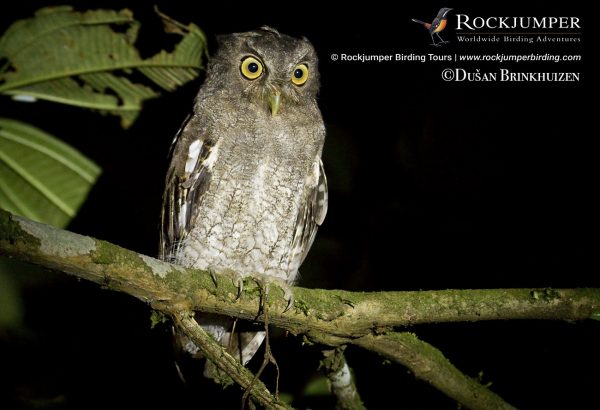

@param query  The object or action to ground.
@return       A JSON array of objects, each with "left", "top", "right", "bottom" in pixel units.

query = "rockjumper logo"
[
  {"left": 455, "top": 15, "right": 581, "bottom": 31},
  {"left": 412, "top": 8, "right": 453, "bottom": 46}
]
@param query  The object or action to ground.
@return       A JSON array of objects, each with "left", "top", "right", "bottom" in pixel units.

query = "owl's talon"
[
  {"left": 223, "top": 269, "right": 245, "bottom": 300},
  {"left": 208, "top": 268, "right": 218, "bottom": 287},
  {"left": 283, "top": 297, "right": 294, "bottom": 313},
  {"left": 251, "top": 274, "right": 294, "bottom": 313},
  {"left": 234, "top": 276, "right": 244, "bottom": 300},
  {"left": 209, "top": 268, "right": 245, "bottom": 299},
  {"left": 282, "top": 287, "right": 294, "bottom": 313}
]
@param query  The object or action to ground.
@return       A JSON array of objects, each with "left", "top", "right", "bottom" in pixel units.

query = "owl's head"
[{"left": 208, "top": 27, "right": 319, "bottom": 117}]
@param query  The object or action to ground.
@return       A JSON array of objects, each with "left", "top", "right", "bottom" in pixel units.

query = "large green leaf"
[
  {"left": 0, "top": 6, "right": 206, "bottom": 128},
  {"left": 0, "top": 118, "right": 101, "bottom": 228}
]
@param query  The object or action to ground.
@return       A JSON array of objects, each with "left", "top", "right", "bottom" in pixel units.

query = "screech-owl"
[{"left": 159, "top": 27, "right": 327, "bottom": 375}]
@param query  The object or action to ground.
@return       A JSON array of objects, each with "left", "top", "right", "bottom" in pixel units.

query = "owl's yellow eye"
[
  {"left": 291, "top": 64, "right": 309, "bottom": 86},
  {"left": 240, "top": 56, "right": 263, "bottom": 80}
]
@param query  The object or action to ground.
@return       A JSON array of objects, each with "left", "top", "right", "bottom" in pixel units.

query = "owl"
[{"left": 159, "top": 27, "right": 327, "bottom": 375}]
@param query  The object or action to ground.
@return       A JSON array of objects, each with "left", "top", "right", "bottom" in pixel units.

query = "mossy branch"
[
  {"left": 2, "top": 209, "right": 599, "bottom": 409},
  {"left": 172, "top": 311, "right": 291, "bottom": 410},
  {"left": 1, "top": 209, "right": 597, "bottom": 336},
  {"left": 353, "top": 332, "right": 516, "bottom": 410}
]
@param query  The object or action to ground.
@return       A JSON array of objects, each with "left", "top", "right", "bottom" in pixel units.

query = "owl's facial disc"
[{"left": 237, "top": 41, "right": 315, "bottom": 116}]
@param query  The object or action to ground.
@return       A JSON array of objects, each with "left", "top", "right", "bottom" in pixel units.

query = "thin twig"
[{"left": 242, "top": 286, "right": 281, "bottom": 408}]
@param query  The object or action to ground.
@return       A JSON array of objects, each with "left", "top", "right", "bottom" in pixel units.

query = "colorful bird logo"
[{"left": 412, "top": 8, "right": 453, "bottom": 46}]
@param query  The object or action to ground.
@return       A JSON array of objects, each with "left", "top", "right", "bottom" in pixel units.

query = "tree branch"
[
  {"left": 172, "top": 311, "right": 291, "bottom": 410},
  {"left": 1, "top": 209, "right": 598, "bottom": 409},
  {"left": 320, "top": 347, "right": 365, "bottom": 410},
  {"left": 1, "top": 210, "right": 597, "bottom": 337},
  {"left": 353, "top": 332, "right": 516, "bottom": 410}
]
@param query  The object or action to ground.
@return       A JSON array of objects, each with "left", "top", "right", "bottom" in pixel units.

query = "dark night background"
[{"left": 0, "top": 1, "right": 594, "bottom": 409}]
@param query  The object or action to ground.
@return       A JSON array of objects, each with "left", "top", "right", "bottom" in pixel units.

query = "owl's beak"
[{"left": 269, "top": 91, "right": 281, "bottom": 116}]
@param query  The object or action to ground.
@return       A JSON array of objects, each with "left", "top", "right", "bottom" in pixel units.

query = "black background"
[{"left": 0, "top": 1, "right": 595, "bottom": 409}]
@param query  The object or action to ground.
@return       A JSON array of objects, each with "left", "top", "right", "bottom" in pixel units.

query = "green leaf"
[
  {"left": 0, "top": 6, "right": 206, "bottom": 128},
  {"left": 0, "top": 118, "right": 101, "bottom": 227}
]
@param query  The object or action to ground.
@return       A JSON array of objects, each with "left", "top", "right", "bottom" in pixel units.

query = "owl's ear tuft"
[
  {"left": 259, "top": 26, "right": 281, "bottom": 37},
  {"left": 301, "top": 36, "right": 315, "bottom": 48},
  {"left": 215, "top": 34, "right": 231, "bottom": 48}
]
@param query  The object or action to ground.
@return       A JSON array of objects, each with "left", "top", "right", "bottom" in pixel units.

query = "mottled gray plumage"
[{"left": 159, "top": 27, "right": 327, "bottom": 372}]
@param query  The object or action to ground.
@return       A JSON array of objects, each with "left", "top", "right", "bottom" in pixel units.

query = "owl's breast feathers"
[{"left": 160, "top": 104, "right": 326, "bottom": 284}]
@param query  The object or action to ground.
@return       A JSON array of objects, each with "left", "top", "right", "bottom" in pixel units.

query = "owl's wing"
[
  {"left": 290, "top": 157, "right": 328, "bottom": 269},
  {"left": 159, "top": 114, "right": 215, "bottom": 262}
]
